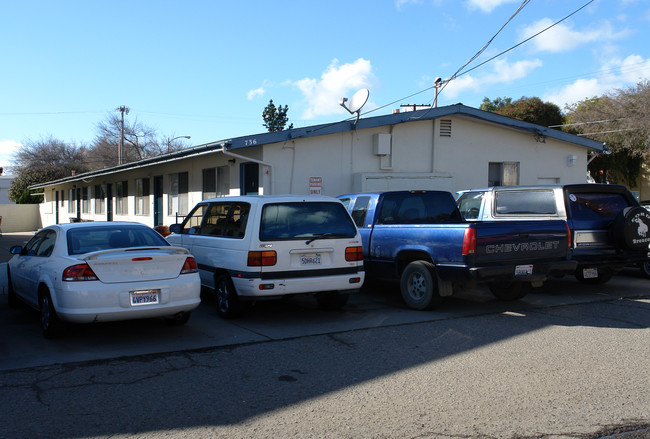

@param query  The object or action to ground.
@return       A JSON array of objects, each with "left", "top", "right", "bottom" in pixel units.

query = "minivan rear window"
[{"left": 260, "top": 202, "right": 357, "bottom": 241}]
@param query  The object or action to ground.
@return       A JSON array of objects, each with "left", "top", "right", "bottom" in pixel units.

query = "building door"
[
  {"left": 153, "top": 175, "right": 163, "bottom": 226},
  {"left": 240, "top": 163, "right": 259, "bottom": 195},
  {"left": 106, "top": 184, "right": 113, "bottom": 222}
]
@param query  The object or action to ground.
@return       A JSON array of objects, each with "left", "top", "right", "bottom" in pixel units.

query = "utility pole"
[{"left": 115, "top": 106, "right": 130, "bottom": 165}]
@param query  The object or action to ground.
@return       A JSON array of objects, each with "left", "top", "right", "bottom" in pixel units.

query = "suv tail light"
[
  {"left": 565, "top": 222, "right": 572, "bottom": 248},
  {"left": 345, "top": 246, "right": 363, "bottom": 261},
  {"left": 248, "top": 250, "right": 277, "bottom": 266},
  {"left": 63, "top": 264, "right": 99, "bottom": 282},
  {"left": 180, "top": 257, "right": 198, "bottom": 274},
  {"left": 462, "top": 227, "right": 477, "bottom": 255}
]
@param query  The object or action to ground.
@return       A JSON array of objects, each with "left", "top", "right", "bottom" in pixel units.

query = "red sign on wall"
[{"left": 309, "top": 177, "right": 322, "bottom": 195}]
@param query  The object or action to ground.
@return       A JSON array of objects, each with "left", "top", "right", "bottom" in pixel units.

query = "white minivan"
[{"left": 167, "top": 195, "right": 365, "bottom": 318}]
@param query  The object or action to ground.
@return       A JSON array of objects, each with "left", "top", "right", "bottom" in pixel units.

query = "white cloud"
[
  {"left": 0, "top": 140, "right": 22, "bottom": 175},
  {"left": 442, "top": 58, "right": 542, "bottom": 98},
  {"left": 465, "top": 0, "right": 519, "bottom": 13},
  {"left": 294, "top": 58, "right": 375, "bottom": 119},
  {"left": 543, "top": 54, "right": 650, "bottom": 108},
  {"left": 247, "top": 87, "right": 265, "bottom": 100},
  {"left": 520, "top": 19, "right": 627, "bottom": 53}
]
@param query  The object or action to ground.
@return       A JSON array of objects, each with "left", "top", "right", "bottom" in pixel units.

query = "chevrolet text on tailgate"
[
  {"left": 167, "top": 195, "right": 365, "bottom": 318},
  {"left": 338, "top": 191, "right": 575, "bottom": 310},
  {"left": 457, "top": 184, "right": 650, "bottom": 284}
]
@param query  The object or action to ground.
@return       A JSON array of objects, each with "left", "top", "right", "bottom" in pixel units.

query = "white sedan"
[{"left": 7, "top": 222, "right": 201, "bottom": 338}]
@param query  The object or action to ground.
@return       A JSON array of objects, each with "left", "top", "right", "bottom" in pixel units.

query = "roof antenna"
[{"left": 339, "top": 88, "right": 369, "bottom": 128}]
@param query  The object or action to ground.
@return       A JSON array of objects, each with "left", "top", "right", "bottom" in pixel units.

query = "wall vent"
[{"left": 440, "top": 119, "right": 452, "bottom": 137}]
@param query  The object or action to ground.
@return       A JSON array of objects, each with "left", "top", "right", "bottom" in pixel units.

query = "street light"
[{"left": 167, "top": 135, "right": 191, "bottom": 153}]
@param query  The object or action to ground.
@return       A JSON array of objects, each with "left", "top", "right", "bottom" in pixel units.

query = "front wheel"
[
  {"left": 7, "top": 267, "right": 20, "bottom": 308},
  {"left": 39, "top": 290, "right": 64, "bottom": 339},
  {"left": 400, "top": 261, "right": 443, "bottom": 310},
  {"left": 488, "top": 281, "right": 527, "bottom": 301},
  {"left": 215, "top": 274, "right": 244, "bottom": 319},
  {"left": 315, "top": 291, "right": 349, "bottom": 310}
]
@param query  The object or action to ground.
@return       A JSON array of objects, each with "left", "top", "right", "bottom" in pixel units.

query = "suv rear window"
[
  {"left": 260, "top": 202, "right": 357, "bottom": 240},
  {"left": 567, "top": 192, "right": 631, "bottom": 220}
]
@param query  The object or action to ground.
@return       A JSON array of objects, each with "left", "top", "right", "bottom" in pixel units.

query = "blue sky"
[{"left": 2, "top": 0, "right": 650, "bottom": 174}]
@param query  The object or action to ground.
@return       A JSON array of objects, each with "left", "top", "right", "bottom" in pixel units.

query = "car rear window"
[
  {"left": 567, "top": 192, "right": 631, "bottom": 220},
  {"left": 67, "top": 226, "right": 169, "bottom": 255},
  {"left": 494, "top": 190, "right": 557, "bottom": 215},
  {"left": 378, "top": 192, "right": 461, "bottom": 224},
  {"left": 260, "top": 202, "right": 357, "bottom": 241}
]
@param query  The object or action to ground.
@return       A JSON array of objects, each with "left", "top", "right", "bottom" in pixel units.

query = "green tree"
[
  {"left": 564, "top": 80, "right": 650, "bottom": 187},
  {"left": 262, "top": 99, "right": 293, "bottom": 132},
  {"left": 9, "top": 136, "right": 88, "bottom": 204},
  {"left": 481, "top": 96, "right": 564, "bottom": 128}
]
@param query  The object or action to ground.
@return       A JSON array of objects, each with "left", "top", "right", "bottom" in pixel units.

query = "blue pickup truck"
[{"left": 338, "top": 191, "right": 576, "bottom": 310}]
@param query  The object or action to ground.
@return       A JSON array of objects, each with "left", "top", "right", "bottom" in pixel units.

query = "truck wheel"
[
  {"left": 488, "top": 281, "right": 527, "bottom": 301},
  {"left": 315, "top": 291, "right": 349, "bottom": 310},
  {"left": 400, "top": 261, "right": 443, "bottom": 310},
  {"left": 215, "top": 274, "right": 244, "bottom": 319},
  {"left": 575, "top": 267, "right": 613, "bottom": 285}
]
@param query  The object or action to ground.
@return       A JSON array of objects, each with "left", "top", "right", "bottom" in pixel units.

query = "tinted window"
[
  {"left": 260, "top": 202, "right": 357, "bottom": 241},
  {"left": 378, "top": 192, "right": 461, "bottom": 224},
  {"left": 67, "top": 226, "right": 169, "bottom": 255},
  {"left": 495, "top": 190, "right": 557, "bottom": 215},
  {"left": 568, "top": 192, "right": 631, "bottom": 220}
]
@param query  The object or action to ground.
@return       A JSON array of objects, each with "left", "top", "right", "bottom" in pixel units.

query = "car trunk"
[{"left": 83, "top": 247, "right": 189, "bottom": 283}]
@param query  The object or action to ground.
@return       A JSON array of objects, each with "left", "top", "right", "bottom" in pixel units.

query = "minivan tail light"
[
  {"left": 248, "top": 251, "right": 277, "bottom": 266},
  {"left": 345, "top": 246, "right": 363, "bottom": 261},
  {"left": 462, "top": 227, "right": 477, "bottom": 255},
  {"left": 63, "top": 264, "right": 99, "bottom": 282},
  {"left": 180, "top": 257, "right": 198, "bottom": 274}
]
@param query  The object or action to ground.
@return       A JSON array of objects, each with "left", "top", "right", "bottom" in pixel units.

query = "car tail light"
[
  {"left": 462, "top": 227, "right": 476, "bottom": 255},
  {"left": 565, "top": 222, "right": 572, "bottom": 248},
  {"left": 248, "top": 251, "right": 277, "bottom": 266},
  {"left": 345, "top": 246, "right": 363, "bottom": 261},
  {"left": 180, "top": 257, "right": 198, "bottom": 274},
  {"left": 63, "top": 264, "right": 99, "bottom": 282}
]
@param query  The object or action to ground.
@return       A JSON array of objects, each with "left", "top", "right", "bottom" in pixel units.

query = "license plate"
[
  {"left": 300, "top": 253, "right": 322, "bottom": 266},
  {"left": 515, "top": 264, "right": 533, "bottom": 276},
  {"left": 582, "top": 268, "right": 598, "bottom": 279},
  {"left": 130, "top": 290, "right": 159, "bottom": 306}
]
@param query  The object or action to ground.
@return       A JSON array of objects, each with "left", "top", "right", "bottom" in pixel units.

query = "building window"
[
  {"left": 202, "top": 166, "right": 229, "bottom": 200},
  {"left": 116, "top": 180, "right": 128, "bottom": 215},
  {"left": 94, "top": 185, "right": 105, "bottom": 214},
  {"left": 68, "top": 188, "right": 76, "bottom": 214},
  {"left": 168, "top": 172, "right": 188, "bottom": 216},
  {"left": 81, "top": 187, "right": 90, "bottom": 214},
  {"left": 135, "top": 178, "right": 150, "bottom": 216},
  {"left": 488, "top": 162, "right": 519, "bottom": 186}
]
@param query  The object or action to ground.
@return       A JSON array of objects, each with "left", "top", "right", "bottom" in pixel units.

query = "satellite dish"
[
  {"left": 347, "top": 88, "right": 369, "bottom": 113},
  {"left": 340, "top": 88, "right": 370, "bottom": 115}
]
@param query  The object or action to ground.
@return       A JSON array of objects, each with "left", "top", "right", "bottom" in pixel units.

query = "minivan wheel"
[
  {"left": 400, "top": 261, "right": 443, "bottom": 310},
  {"left": 315, "top": 291, "right": 349, "bottom": 310},
  {"left": 215, "top": 274, "right": 244, "bottom": 319},
  {"left": 39, "top": 289, "right": 64, "bottom": 339}
]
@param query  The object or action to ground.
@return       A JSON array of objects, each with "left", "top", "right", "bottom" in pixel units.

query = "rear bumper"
[
  {"left": 437, "top": 260, "right": 577, "bottom": 282},
  {"left": 232, "top": 271, "right": 365, "bottom": 298}
]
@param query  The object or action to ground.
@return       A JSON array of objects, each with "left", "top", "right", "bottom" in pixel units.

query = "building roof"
[{"left": 31, "top": 103, "right": 603, "bottom": 189}]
